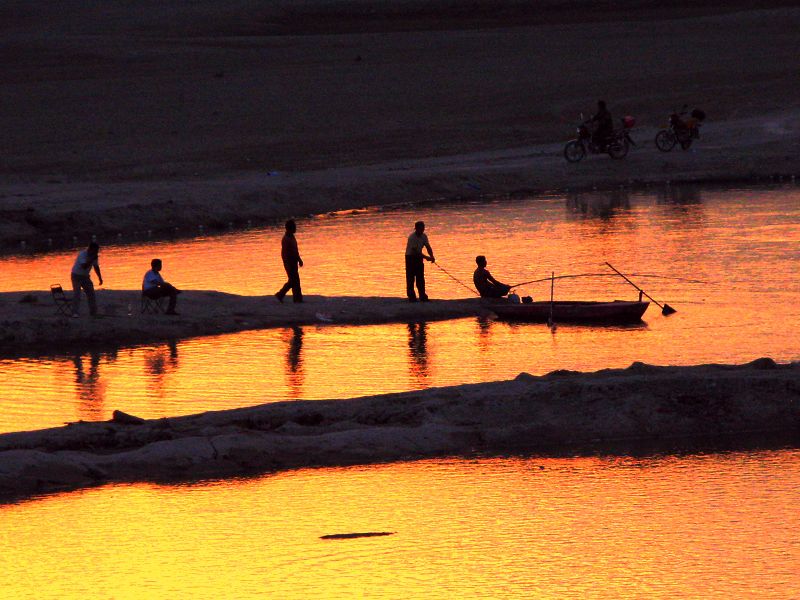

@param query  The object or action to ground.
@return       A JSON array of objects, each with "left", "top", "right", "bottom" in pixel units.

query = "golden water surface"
[
  {"left": 0, "top": 185, "right": 798, "bottom": 433},
  {"left": 1, "top": 185, "right": 799, "bottom": 598},
  {"left": 1, "top": 450, "right": 799, "bottom": 598}
]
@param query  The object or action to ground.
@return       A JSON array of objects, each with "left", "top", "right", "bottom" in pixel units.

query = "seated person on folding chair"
[{"left": 142, "top": 259, "right": 180, "bottom": 315}]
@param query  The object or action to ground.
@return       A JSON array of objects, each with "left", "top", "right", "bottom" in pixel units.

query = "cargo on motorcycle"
[{"left": 655, "top": 105, "right": 706, "bottom": 151}]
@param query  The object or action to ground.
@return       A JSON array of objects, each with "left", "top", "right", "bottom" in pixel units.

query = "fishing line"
[{"left": 431, "top": 261, "right": 479, "bottom": 296}]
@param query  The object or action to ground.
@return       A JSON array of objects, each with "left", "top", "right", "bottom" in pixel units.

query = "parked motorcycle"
[
  {"left": 655, "top": 106, "right": 706, "bottom": 152},
  {"left": 564, "top": 115, "right": 636, "bottom": 163}
]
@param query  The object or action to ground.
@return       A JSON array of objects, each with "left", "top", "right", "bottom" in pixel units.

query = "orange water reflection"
[
  {"left": 0, "top": 186, "right": 798, "bottom": 433},
  {"left": 1, "top": 450, "right": 798, "bottom": 597}
]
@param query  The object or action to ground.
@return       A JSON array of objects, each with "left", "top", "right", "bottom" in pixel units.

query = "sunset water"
[
  {"left": 5, "top": 2, "right": 800, "bottom": 597},
  {"left": 2, "top": 451, "right": 799, "bottom": 598},
  {"left": 1, "top": 185, "right": 799, "bottom": 598},
  {"left": 0, "top": 185, "right": 798, "bottom": 433}
]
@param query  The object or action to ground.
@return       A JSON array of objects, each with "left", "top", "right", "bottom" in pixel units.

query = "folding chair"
[
  {"left": 51, "top": 284, "right": 72, "bottom": 316},
  {"left": 141, "top": 290, "right": 166, "bottom": 314}
]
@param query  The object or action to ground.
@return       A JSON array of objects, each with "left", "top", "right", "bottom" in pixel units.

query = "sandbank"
[
  {"left": 3, "top": 3, "right": 800, "bottom": 252},
  {"left": 0, "top": 358, "right": 797, "bottom": 503},
  {"left": 0, "top": 290, "right": 485, "bottom": 358}
]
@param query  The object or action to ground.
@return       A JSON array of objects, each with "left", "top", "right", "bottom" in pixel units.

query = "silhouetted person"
[
  {"left": 71, "top": 241, "right": 103, "bottom": 317},
  {"left": 591, "top": 100, "right": 613, "bottom": 149},
  {"left": 405, "top": 221, "right": 435, "bottom": 302},
  {"left": 473, "top": 255, "right": 511, "bottom": 298},
  {"left": 276, "top": 219, "right": 303, "bottom": 303},
  {"left": 143, "top": 258, "right": 180, "bottom": 315}
]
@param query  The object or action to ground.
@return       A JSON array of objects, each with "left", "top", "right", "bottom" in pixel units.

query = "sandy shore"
[
  {"left": 3, "top": 3, "right": 800, "bottom": 252},
  {"left": 0, "top": 290, "right": 485, "bottom": 357},
  {"left": 0, "top": 358, "right": 797, "bottom": 503}
]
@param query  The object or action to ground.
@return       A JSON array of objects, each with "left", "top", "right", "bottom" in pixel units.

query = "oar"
[
  {"left": 605, "top": 262, "right": 676, "bottom": 315},
  {"left": 548, "top": 271, "right": 556, "bottom": 331}
]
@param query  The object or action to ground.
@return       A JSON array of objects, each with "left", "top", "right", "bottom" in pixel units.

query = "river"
[{"left": 0, "top": 184, "right": 799, "bottom": 598}]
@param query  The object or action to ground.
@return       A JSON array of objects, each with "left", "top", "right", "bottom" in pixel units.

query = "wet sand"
[
  {"left": 3, "top": 2, "right": 800, "bottom": 251},
  {"left": 0, "top": 290, "right": 485, "bottom": 357},
  {"left": 1, "top": 358, "right": 797, "bottom": 503}
]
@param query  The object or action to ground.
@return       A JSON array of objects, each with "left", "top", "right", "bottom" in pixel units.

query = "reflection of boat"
[{"left": 489, "top": 300, "right": 649, "bottom": 324}]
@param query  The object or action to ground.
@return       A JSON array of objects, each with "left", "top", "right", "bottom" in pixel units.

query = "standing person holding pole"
[
  {"left": 275, "top": 219, "right": 303, "bottom": 303},
  {"left": 405, "top": 220, "right": 435, "bottom": 302}
]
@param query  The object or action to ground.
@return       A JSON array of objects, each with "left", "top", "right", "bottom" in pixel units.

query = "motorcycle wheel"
[
  {"left": 564, "top": 140, "right": 586, "bottom": 163},
  {"left": 655, "top": 130, "right": 676, "bottom": 152},
  {"left": 608, "top": 140, "right": 629, "bottom": 159}
]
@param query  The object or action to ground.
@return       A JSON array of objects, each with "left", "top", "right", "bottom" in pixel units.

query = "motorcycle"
[
  {"left": 655, "top": 106, "right": 705, "bottom": 152},
  {"left": 564, "top": 115, "right": 636, "bottom": 163}
]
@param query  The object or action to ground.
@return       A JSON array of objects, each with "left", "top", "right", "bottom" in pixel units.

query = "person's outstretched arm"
[
  {"left": 424, "top": 241, "right": 435, "bottom": 262},
  {"left": 94, "top": 263, "right": 103, "bottom": 286}
]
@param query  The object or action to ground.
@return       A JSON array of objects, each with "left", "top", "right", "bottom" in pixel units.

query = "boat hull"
[{"left": 489, "top": 300, "right": 649, "bottom": 324}]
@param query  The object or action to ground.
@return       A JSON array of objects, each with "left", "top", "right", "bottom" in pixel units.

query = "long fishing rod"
[
  {"left": 510, "top": 272, "right": 708, "bottom": 288},
  {"left": 431, "top": 261, "right": 479, "bottom": 296}
]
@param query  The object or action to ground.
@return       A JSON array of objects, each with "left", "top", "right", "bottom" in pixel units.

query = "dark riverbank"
[
  {"left": 1, "top": 358, "right": 797, "bottom": 504},
  {"left": 3, "top": 2, "right": 800, "bottom": 253},
  {"left": 0, "top": 291, "right": 486, "bottom": 358}
]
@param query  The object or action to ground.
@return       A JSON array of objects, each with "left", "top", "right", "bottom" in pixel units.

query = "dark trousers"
[
  {"left": 405, "top": 255, "right": 427, "bottom": 300},
  {"left": 479, "top": 283, "right": 511, "bottom": 298},
  {"left": 71, "top": 274, "right": 97, "bottom": 316},
  {"left": 277, "top": 260, "right": 302, "bottom": 302},
  {"left": 144, "top": 283, "right": 178, "bottom": 312}
]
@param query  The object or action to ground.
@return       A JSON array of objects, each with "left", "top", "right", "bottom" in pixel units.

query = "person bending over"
[
  {"left": 473, "top": 255, "right": 511, "bottom": 298},
  {"left": 143, "top": 258, "right": 180, "bottom": 315},
  {"left": 71, "top": 241, "right": 103, "bottom": 317}
]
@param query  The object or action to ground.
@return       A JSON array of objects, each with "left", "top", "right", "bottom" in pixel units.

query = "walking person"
[
  {"left": 142, "top": 258, "right": 181, "bottom": 315},
  {"left": 71, "top": 241, "right": 103, "bottom": 317},
  {"left": 405, "top": 220, "right": 435, "bottom": 302},
  {"left": 275, "top": 219, "right": 303, "bottom": 303}
]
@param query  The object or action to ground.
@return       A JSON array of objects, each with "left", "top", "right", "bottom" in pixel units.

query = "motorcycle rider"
[{"left": 590, "top": 100, "right": 614, "bottom": 150}]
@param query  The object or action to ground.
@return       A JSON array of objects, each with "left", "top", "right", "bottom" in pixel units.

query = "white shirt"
[
  {"left": 405, "top": 232, "right": 430, "bottom": 256},
  {"left": 142, "top": 269, "right": 164, "bottom": 291},
  {"left": 71, "top": 250, "right": 98, "bottom": 276}
]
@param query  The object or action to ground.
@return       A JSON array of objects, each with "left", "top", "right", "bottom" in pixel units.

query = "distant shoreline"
[
  {"left": 3, "top": 4, "right": 800, "bottom": 253},
  {"left": 3, "top": 121, "right": 799, "bottom": 256}
]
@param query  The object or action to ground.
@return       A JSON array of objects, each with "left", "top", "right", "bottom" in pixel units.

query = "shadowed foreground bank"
[
  {"left": 0, "top": 359, "right": 797, "bottom": 503},
  {"left": 0, "top": 291, "right": 485, "bottom": 357}
]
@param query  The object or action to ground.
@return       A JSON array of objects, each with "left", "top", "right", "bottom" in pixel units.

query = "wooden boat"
[{"left": 489, "top": 300, "right": 649, "bottom": 324}]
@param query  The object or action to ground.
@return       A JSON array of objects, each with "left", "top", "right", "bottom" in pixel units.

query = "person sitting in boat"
[{"left": 473, "top": 255, "right": 512, "bottom": 298}]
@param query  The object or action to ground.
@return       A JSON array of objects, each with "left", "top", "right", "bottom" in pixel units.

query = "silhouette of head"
[
  {"left": 285, "top": 219, "right": 297, "bottom": 234},
  {"left": 415, "top": 221, "right": 425, "bottom": 234},
  {"left": 475, "top": 255, "right": 487, "bottom": 267},
  {"left": 87, "top": 241, "right": 100, "bottom": 256},
  {"left": 151, "top": 258, "right": 162, "bottom": 271}
]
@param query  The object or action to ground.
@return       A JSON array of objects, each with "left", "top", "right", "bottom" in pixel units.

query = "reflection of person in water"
[
  {"left": 73, "top": 351, "right": 106, "bottom": 421},
  {"left": 144, "top": 340, "right": 179, "bottom": 377},
  {"left": 144, "top": 340, "right": 179, "bottom": 400},
  {"left": 285, "top": 326, "right": 305, "bottom": 398},
  {"left": 407, "top": 321, "right": 429, "bottom": 380}
]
